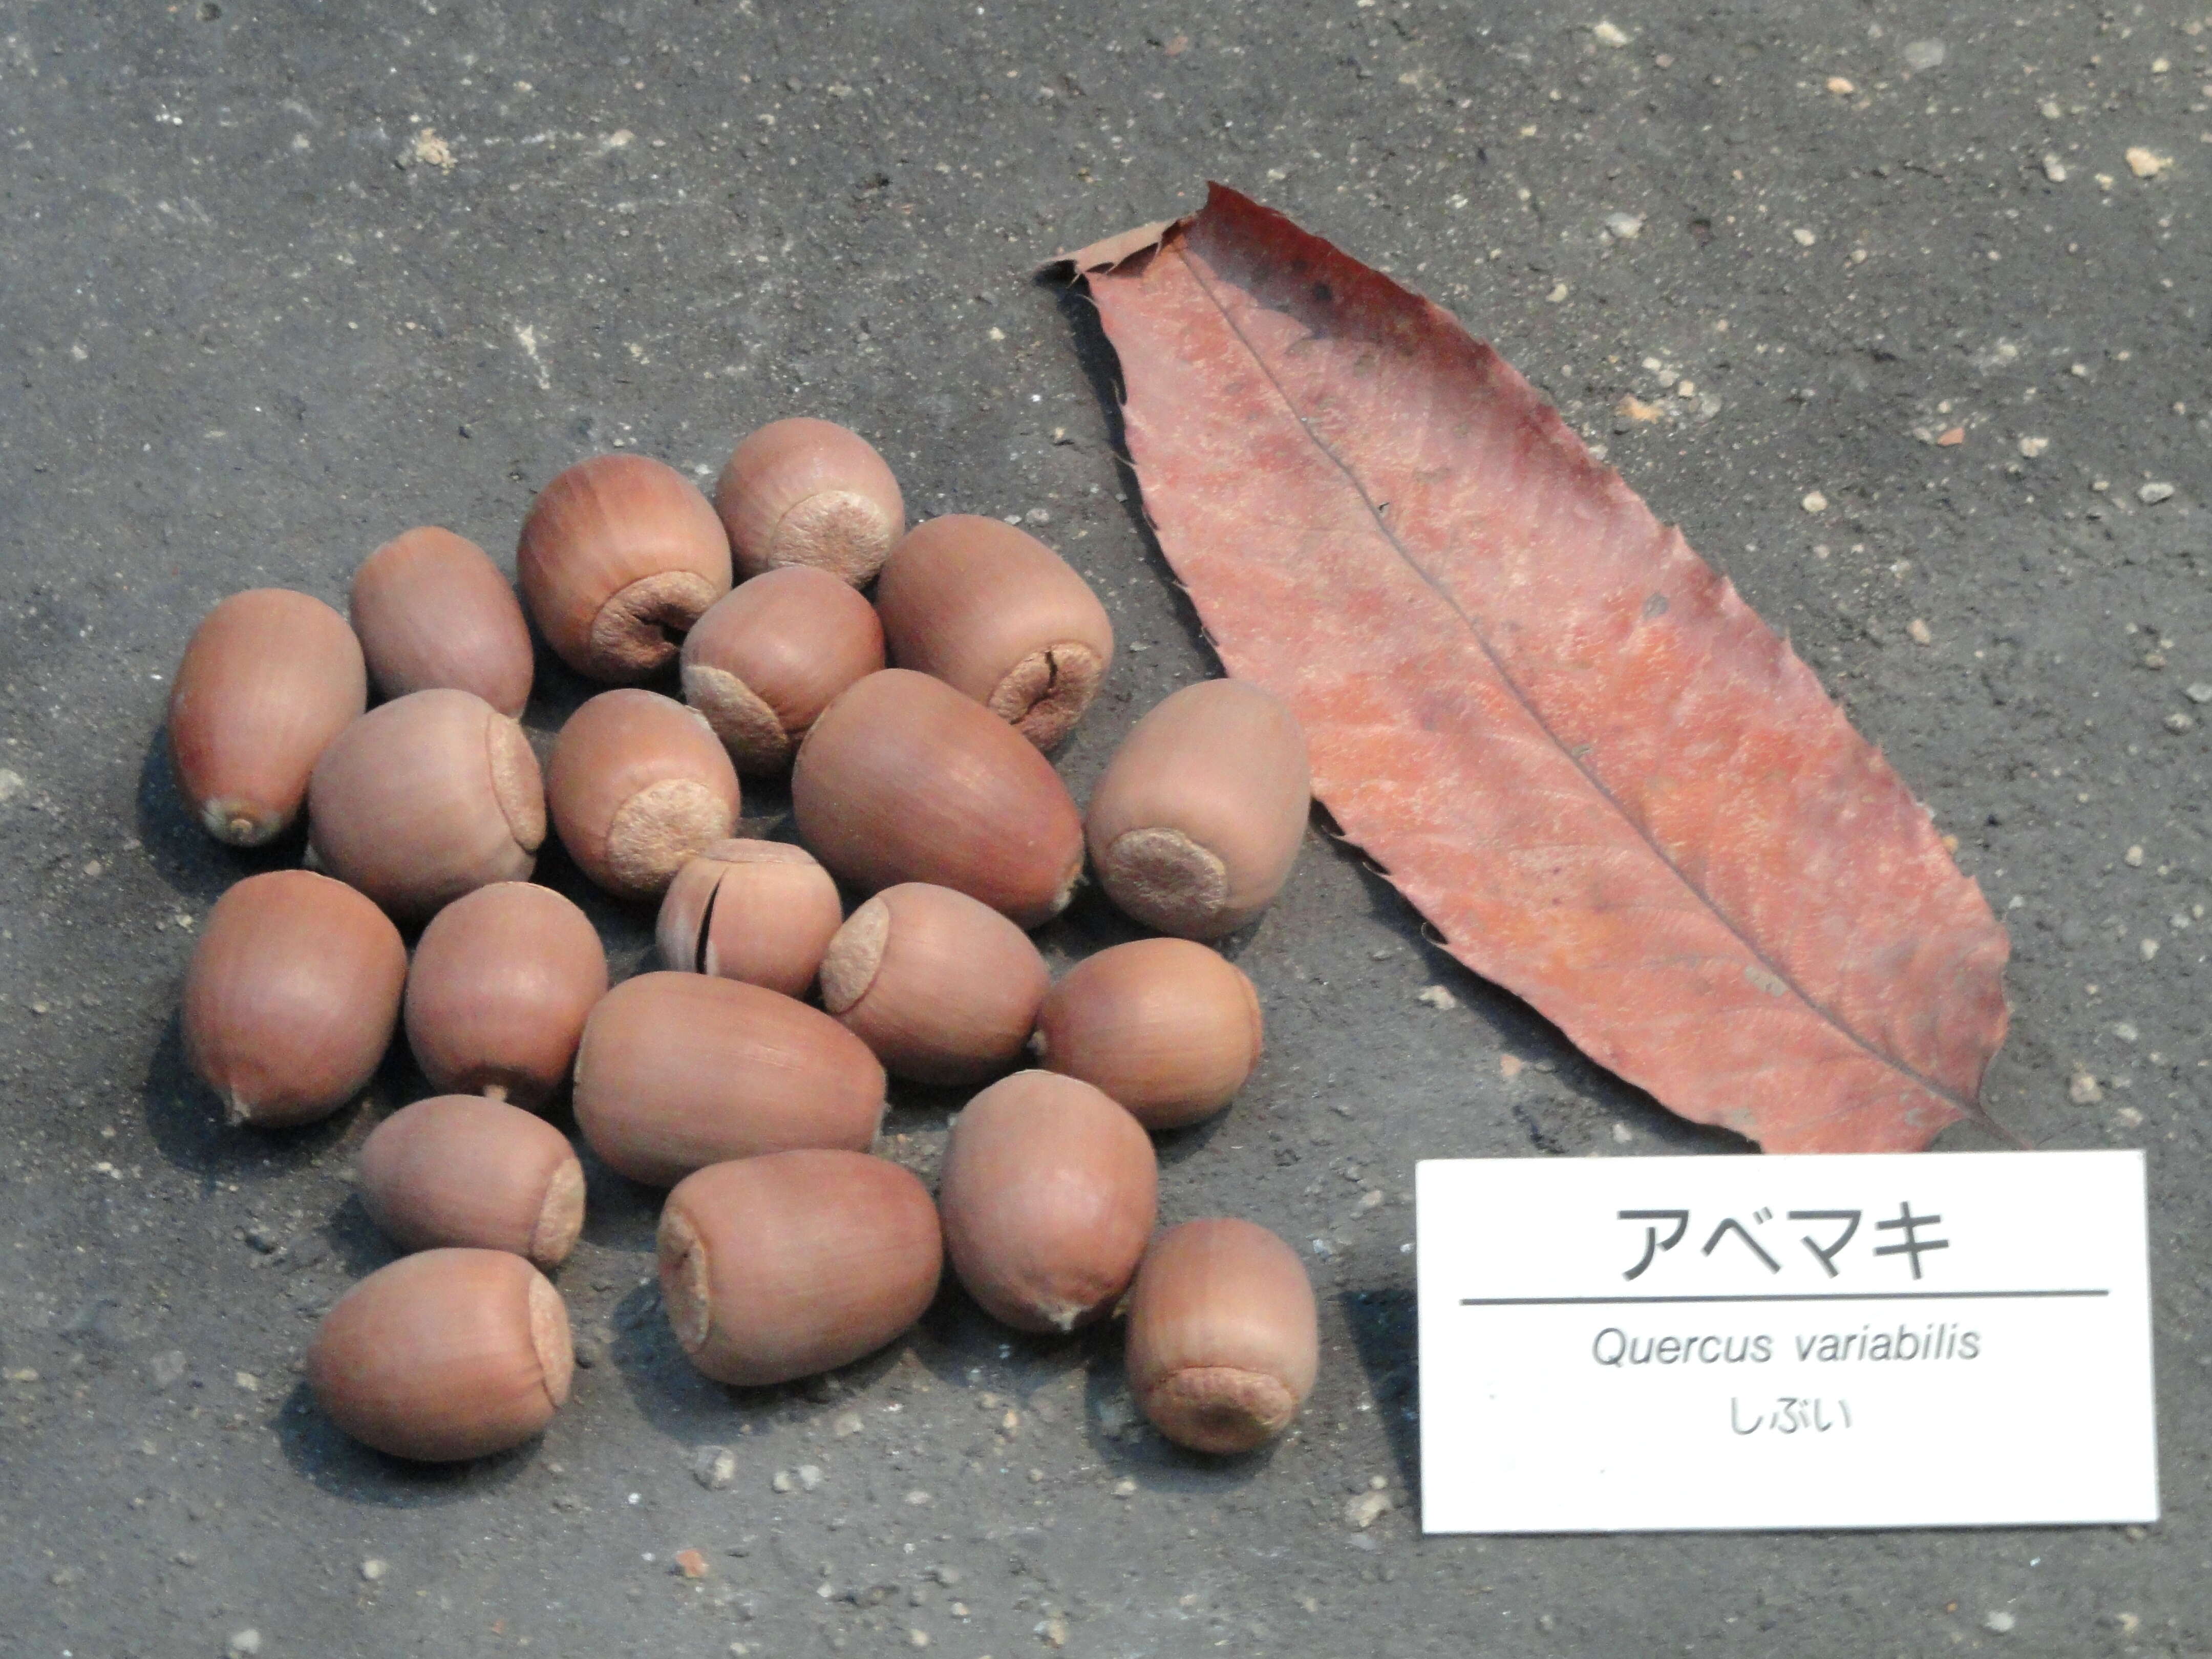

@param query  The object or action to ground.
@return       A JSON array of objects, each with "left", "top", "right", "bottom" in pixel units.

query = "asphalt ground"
[{"left": 2, "top": 1, "right": 2209, "bottom": 1653}]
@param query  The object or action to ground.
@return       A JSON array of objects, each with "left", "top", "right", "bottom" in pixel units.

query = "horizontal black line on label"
[{"left": 1458, "top": 1290, "right": 2111, "bottom": 1307}]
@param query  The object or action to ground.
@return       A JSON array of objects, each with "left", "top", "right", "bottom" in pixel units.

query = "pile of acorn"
[{"left": 168, "top": 419, "right": 1319, "bottom": 1467}]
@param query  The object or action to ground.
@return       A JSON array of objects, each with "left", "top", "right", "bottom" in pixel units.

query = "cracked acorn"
[
  {"left": 875, "top": 514, "right": 1115, "bottom": 750},
  {"left": 655, "top": 838, "right": 844, "bottom": 996}
]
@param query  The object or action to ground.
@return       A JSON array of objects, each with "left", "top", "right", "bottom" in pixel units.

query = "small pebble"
[
  {"left": 1907, "top": 619, "right": 1932, "bottom": 646},
  {"left": 1112, "top": 1478, "right": 1138, "bottom": 1498},
  {"left": 361, "top": 1558, "right": 388, "bottom": 1582},
  {"left": 1346, "top": 1490, "right": 1394, "bottom": 1528},
  {"left": 2018, "top": 436, "right": 2049, "bottom": 457},
  {"left": 227, "top": 1633, "right": 263, "bottom": 1658},
  {"left": 797, "top": 1464, "right": 824, "bottom": 1491},
  {"left": 771, "top": 1471, "right": 795, "bottom": 1494},
  {"left": 2186, "top": 685, "right": 2212, "bottom": 705},
  {"left": 2041, "top": 155, "right": 2067, "bottom": 182},
  {"left": 1984, "top": 1609, "right": 2016, "bottom": 1634},
  {"left": 1791, "top": 227, "right": 1817, "bottom": 246},
  {"left": 1546, "top": 282, "right": 1570, "bottom": 303},
  {"left": 1604, "top": 211, "right": 1643, "bottom": 240},
  {"left": 1592, "top": 19, "right": 1627, "bottom": 46},
  {"left": 2166, "top": 712, "right": 2196, "bottom": 734},
  {"left": 2125, "top": 147, "right": 2169, "bottom": 178},
  {"left": 904, "top": 1489, "right": 933, "bottom": 1506},
  {"left": 2124, "top": 846, "right": 2145, "bottom": 867},
  {"left": 907, "top": 1631, "right": 930, "bottom": 1649},
  {"left": 832, "top": 1412, "right": 864, "bottom": 1438},
  {"left": 2069, "top": 1073, "right": 2103, "bottom": 1105},
  {"left": 2137, "top": 482, "right": 2175, "bottom": 505},
  {"left": 1416, "top": 985, "right": 1458, "bottom": 1011},
  {"left": 675, "top": 1548, "right": 710, "bottom": 1580},
  {"left": 694, "top": 1447, "right": 737, "bottom": 1491},
  {"left": 2140, "top": 940, "right": 2160, "bottom": 962},
  {"left": 1902, "top": 38, "right": 1946, "bottom": 71},
  {"left": 1801, "top": 491, "right": 1828, "bottom": 513},
  {"left": 1825, "top": 76, "right": 1855, "bottom": 94}
]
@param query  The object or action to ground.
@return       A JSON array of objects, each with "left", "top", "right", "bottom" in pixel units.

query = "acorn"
[
  {"left": 937, "top": 1071, "right": 1157, "bottom": 1333},
  {"left": 679, "top": 566, "right": 885, "bottom": 772},
  {"left": 1124, "top": 1218, "right": 1317, "bottom": 1455},
  {"left": 655, "top": 840, "right": 842, "bottom": 997},
  {"left": 517, "top": 453, "right": 732, "bottom": 683},
  {"left": 183, "top": 869, "right": 407, "bottom": 1129},
  {"left": 350, "top": 527, "right": 533, "bottom": 717},
  {"left": 308, "top": 689, "right": 546, "bottom": 921},
  {"left": 659, "top": 1150, "right": 941, "bottom": 1386},
  {"left": 791, "top": 669, "right": 1084, "bottom": 927},
  {"left": 1086, "top": 679, "right": 1311, "bottom": 939},
  {"left": 358, "top": 1095, "right": 585, "bottom": 1269},
  {"left": 875, "top": 515, "right": 1114, "bottom": 750},
  {"left": 546, "top": 689, "right": 740, "bottom": 901},
  {"left": 404, "top": 882, "right": 608, "bottom": 1108},
  {"left": 1032, "top": 939, "right": 1263, "bottom": 1131},
  {"left": 572, "top": 972, "right": 885, "bottom": 1187},
  {"left": 819, "top": 883, "right": 1048, "bottom": 1086},
  {"left": 308, "top": 1248, "right": 572, "bottom": 1462},
  {"left": 167, "top": 588, "right": 367, "bottom": 846},
  {"left": 714, "top": 417, "right": 905, "bottom": 587}
]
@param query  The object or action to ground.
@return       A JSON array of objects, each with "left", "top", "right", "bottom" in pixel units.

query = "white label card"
[{"left": 1416, "top": 1151, "right": 2157, "bottom": 1533}]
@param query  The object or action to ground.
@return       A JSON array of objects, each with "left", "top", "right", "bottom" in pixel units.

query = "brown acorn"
[
  {"left": 714, "top": 417, "right": 905, "bottom": 586},
  {"left": 679, "top": 566, "right": 885, "bottom": 772},
  {"left": 1086, "top": 679, "right": 1311, "bottom": 940},
  {"left": 308, "top": 689, "right": 546, "bottom": 921},
  {"left": 791, "top": 669, "right": 1084, "bottom": 927},
  {"left": 358, "top": 1095, "right": 585, "bottom": 1268},
  {"left": 350, "top": 527, "right": 534, "bottom": 717},
  {"left": 875, "top": 515, "right": 1115, "bottom": 749},
  {"left": 572, "top": 972, "right": 885, "bottom": 1187},
  {"left": 167, "top": 588, "right": 367, "bottom": 846},
  {"left": 403, "top": 882, "right": 608, "bottom": 1108},
  {"left": 308, "top": 1248, "right": 572, "bottom": 1462},
  {"left": 659, "top": 1150, "right": 941, "bottom": 1386},
  {"left": 1125, "top": 1218, "right": 1317, "bottom": 1455},
  {"left": 655, "top": 840, "right": 842, "bottom": 997},
  {"left": 937, "top": 1071, "right": 1157, "bottom": 1333},
  {"left": 1032, "top": 939, "right": 1263, "bottom": 1131},
  {"left": 545, "top": 689, "right": 740, "bottom": 901},
  {"left": 819, "top": 884, "right": 1048, "bottom": 1086},
  {"left": 183, "top": 869, "right": 407, "bottom": 1129},
  {"left": 517, "top": 453, "right": 732, "bottom": 683}
]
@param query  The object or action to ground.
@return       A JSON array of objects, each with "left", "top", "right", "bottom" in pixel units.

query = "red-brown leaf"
[{"left": 1060, "top": 185, "right": 2009, "bottom": 1153}]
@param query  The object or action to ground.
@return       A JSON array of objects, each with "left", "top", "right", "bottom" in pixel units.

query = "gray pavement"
[{"left": 2, "top": 1, "right": 2208, "bottom": 1653}]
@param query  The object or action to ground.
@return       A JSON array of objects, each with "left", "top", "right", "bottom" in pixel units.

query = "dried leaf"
[{"left": 1058, "top": 185, "right": 2009, "bottom": 1152}]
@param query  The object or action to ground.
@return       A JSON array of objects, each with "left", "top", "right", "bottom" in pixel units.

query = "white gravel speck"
[
  {"left": 1112, "top": 1478, "right": 1137, "bottom": 1498},
  {"left": 226, "top": 1633, "right": 263, "bottom": 1658},
  {"left": 0, "top": 769, "right": 24, "bottom": 806},
  {"left": 2125, "top": 845, "right": 2145, "bottom": 866},
  {"left": 2184, "top": 684, "right": 2212, "bottom": 704},
  {"left": 1792, "top": 226, "right": 1817, "bottom": 246},
  {"left": 1984, "top": 1609, "right": 2016, "bottom": 1633},
  {"left": 2126, "top": 147, "right": 2169, "bottom": 178},
  {"left": 1907, "top": 619, "right": 1932, "bottom": 646},
  {"left": 2042, "top": 155, "right": 2068, "bottom": 181},
  {"left": 833, "top": 1412, "right": 864, "bottom": 1437},
  {"left": 2166, "top": 712, "right": 2197, "bottom": 734},
  {"left": 2138, "top": 482, "right": 2175, "bottom": 504},
  {"left": 1801, "top": 491, "right": 1828, "bottom": 513},
  {"left": 904, "top": 1488, "right": 933, "bottom": 1506},
  {"left": 1346, "top": 1490, "right": 1394, "bottom": 1528},
  {"left": 2069, "top": 1072, "right": 2103, "bottom": 1105},
  {"left": 360, "top": 1559, "right": 388, "bottom": 1583},
  {"left": 1903, "top": 38, "right": 1946, "bottom": 71},
  {"left": 1592, "top": 20, "right": 1628, "bottom": 46},
  {"left": 1604, "top": 211, "right": 1643, "bottom": 239},
  {"left": 2018, "top": 436, "right": 2049, "bottom": 457},
  {"left": 797, "top": 1464, "right": 824, "bottom": 1491},
  {"left": 1416, "top": 985, "right": 1458, "bottom": 1010},
  {"left": 2140, "top": 939, "right": 2160, "bottom": 962},
  {"left": 695, "top": 1447, "right": 737, "bottom": 1490}
]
